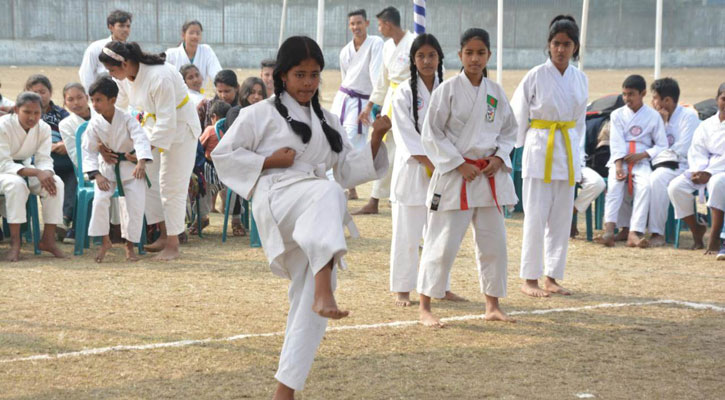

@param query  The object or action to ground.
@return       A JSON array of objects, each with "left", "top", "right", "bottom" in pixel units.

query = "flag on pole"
[{"left": 414, "top": 0, "right": 426, "bottom": 34}]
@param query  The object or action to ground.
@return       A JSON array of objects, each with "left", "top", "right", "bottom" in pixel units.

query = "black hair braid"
[
  {"left": 273, "top": 78, "right": 312, "bottom": 144},
  {"left": 437, "top": 63, "right": 444, "bottom": 86},
  {"left": 311, "top": 91, "right": 343, "bottom": 153},
  {"left": 483, "top": 67, "right": 488, "bottom": 78},
  {"left": 409, "top": 63, "right": 421, "bottom": 134}
]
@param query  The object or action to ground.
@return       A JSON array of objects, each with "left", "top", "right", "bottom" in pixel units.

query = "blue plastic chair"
[
  {"left": 511, "top": 147, "right": 524, "bottom": 213},
  {"left": 73, "top": 122, "right": 146, "bottom": 255},
  {"left": 1, "top": 193, "right": 41, "bottom": 255}
]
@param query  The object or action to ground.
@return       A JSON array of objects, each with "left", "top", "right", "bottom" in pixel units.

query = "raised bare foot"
[
  {"left": 420, "top": 309, "right": 444, "bottom": 327},
  {"left": 521, "top": 280, "right": 550, "bottom": 298},
  {"left": 600, "top": 231, "right": 615, "bottom": 247},
  {"left": 485, "top": 308, "right": 516, "bottom": 323},
  {"left": 38, "top": 241, "right": 66, "bottom": 258},
  {"left": 5, "top": 245, "right": 21, "bottom": 262},
  {"left": 94, "top": 239, "right": 112, "bottom": 263},
  {"left": 614, "top": 228, "right": 630, "bottom": 241},
  {"left": 312, "top": 292, "right": 349, "bottom": 319},
  {"left": 351, "top": 199, "right": 379, "bottom": 215},
  {"left": 442, "top": 291, "right": 469, "bottom": 302},
  {"left": 649, "top": 234, "right": 666, "bottom": 247},
  {"left": 395, "top": 292, "right": 411, "bottom": 307},
  {"left": 152, "top": 247, "right": 180, "bottom": 261},
  {"left": 125, "top": 242, "right": 139, "bottom": 262},
  {"left": 145, "top": 238, "right": 166, "bottom": 253},
  {"left": 543, "top": 278, "right": 572, "bottom": 295}
]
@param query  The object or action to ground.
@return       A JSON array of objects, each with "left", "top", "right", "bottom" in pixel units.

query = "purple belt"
[{"left": 339, "top": 86, "right": 370, "bottom": 134}]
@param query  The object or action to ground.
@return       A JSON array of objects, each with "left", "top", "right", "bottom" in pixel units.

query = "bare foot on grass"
[
  {"left": 442, "top": 291, "right": 468, "bottom": 302},
  {"left": 543, "top": 277, "right": 571, "bottom": 295},
  {"left": 485, "top": 308, "right": 516, "bottom": 323},
  {"left": 125, "top": 242, "right": 139, "bottom": 262},
  {"left": 94, "top": 237, "right": 112, "bottom": 263},
  {"left": 395, "top": 292, "right": 411, "bottom": 307},
  {"left": 649, "top": 234, "right": 666, "bottom": 247},
  {"left": 420, "top": 309, "right": 444, "bottom": 327},
  {"left": 521, "top": 280, "right": 550, "bottom": 298}
]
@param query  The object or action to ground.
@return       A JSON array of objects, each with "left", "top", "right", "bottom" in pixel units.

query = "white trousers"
[
  {"left": 271, "top": 179, "right": 348, "bottom": 391},
  {"left": 159, "top": 138, "right": 197, "bottom": 236},
  {"left": 604, "top": 166, "right": 650, "bottom": 232},
  {"left": 370, "top": 133, "right": 396, "bottom": 200},
  {"left": 668, "top": 173, "right": 725, "bottom": 219},
  {"left": 144, "top": 148, "right": 165, "bottom": 225},
  {"left": 390, "top": 203, "right": 451, "bottom": 293},
  {"left": 417, "top": 207, "right": 508, "bottom": 299},
  {"left": 648, "top": 167, "right": 681, "bottom": 235},
  {"left": 574, "top": 167, "right": 606, "bottom": 213},
  {"left": 88, "top": 176, "right": 146, "bottom": 243},
  {"left": 339, "top": 96, "right": 369, "bottom": 150},
  {"left": 520, "top": 178, "right": 575, "bottom": 281},
  {"left": 0, "top": 173, "right": 64, "bottom": 224}
]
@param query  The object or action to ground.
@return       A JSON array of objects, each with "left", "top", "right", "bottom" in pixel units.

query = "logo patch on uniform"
[
  {"left": 629, "top": 125, "right": 643, "bottom": 136},
  {"left": 417, "top": 97, "right": 424, "bottom": 111},
  {"left": 486, "top": 95, "right": 498, "bottom": 122},
  {"left": 667, "top": 134, "right": 675, "bottom": 146},
  {"left": 430, "top": 194, "right": 442, "bottom": 211}
]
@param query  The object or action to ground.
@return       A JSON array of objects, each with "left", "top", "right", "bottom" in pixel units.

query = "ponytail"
[
  {"left": 99, "top": 41, "right": 166, "bottom": 67},
  {"left": 409, "top": 63, "right": 421, "bottom": 134}
]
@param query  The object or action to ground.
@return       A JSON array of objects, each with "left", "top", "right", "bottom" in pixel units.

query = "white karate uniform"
[
  {"left": 211, "top": 92, "right": 388, "bottom": 391},
  {"left": 604, "top": 104, "right": 667, "bottom": 232},
  {"left": 187, "top": 89, "right": 205, "bottom": 106},
  {"left": 165, "top": 43, "right": 223, "bottom": 88},
  {"left": 79, "top": 36, "right": 113, "bottom": 91},
  {"left": 82, "top": 108, "right": 152, "bottom": 242},
  {"left": 668, "top": 113, "right": 725, "bottom": 218},
  {"left": 417, "top": 73, "right": 518, "bottom": 299},
  {"left": 512, "top": 58, "right": 588, "bottom": 281},
  {"left": 574, "top": 115, "right": 606, "bottom": 213},
  {"left": 389, "top": 75, "right": 445, "bottom": 293},
  {"left": 117, "top": 63, "right": 201, "bottom": 236},
  {"left": 648, "top": 106, "right": 700, "bottom": 234},
  {"left": 0, "top": 115, "right": 64, "bottom": 224},
  {"left": 369, "top": 31, "right": 416, "bottom": 200},
  {"left": 331, "top": 35, "right": 384, "bottom": 150}
]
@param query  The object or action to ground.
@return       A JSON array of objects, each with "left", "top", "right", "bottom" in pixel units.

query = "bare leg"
[
  {"left": 125, "top": 241, "right": 139, "bottom": 261},
  {"left": 599, "top": 222, "right": 616, "bottom": 247},
  {"left": 484, "top": 295, "right": 515, "bottom": 322},
  {"left": 273, "top": 382, "right": 294, "bottom": 400},
  {"left": 346, "top": 187, "right": 359, "bottom": 200},
  {"left": 649, "top": 233, "right": 666, "bottom": 247},
  {"left": 94, "top": 235, "right": 113, "bottom": 263},
  {"left": 681, "top": 214, "right": 706, "bottom": 250},
  {"left": 705, "top": 208, "right": 724, "bottom": 255},
  {"left": 520, "top": 279, "right": 550, "bottom": 298},
  {"left": 543, "top": 276, "right": 571, "bottom": 295},
  {"left": 626, "top": 231, "right": 650, "bottom": 248},
  {"left": 211, "top": 192, "right": 219, "bottom": 213},
  {"left": 570, "top": 208, "right": 579, "bottom": 238},
  {"left": 146, "top": 221, "right": 168, "bottom": 252},
  {"left": 442, "top": 291, "right": 468, "bottom": 302},
  {"left": 395, "top": 292, "right": 411, "bottom": 307},
  {"left": 419, "top": 294, "right": 443, "bottom": 327},
  {"left": 351, "top": 197, "right": 379, "bottom": 215},
  {"left": 311, "top": 261, "right": 349, "bottom": 319},
  {"left": 38, "top": 224, "right": 66, "bottom": 258},
  {"left": 153, "top": 232, "right": 180, "bottom": 261},
  {"left": 5, "top": 223, "right": 21, "bottom": 262}
]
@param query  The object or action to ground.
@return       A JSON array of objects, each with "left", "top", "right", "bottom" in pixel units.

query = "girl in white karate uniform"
[
  {"left": 417, "top": 29, "right": 518, "bottom": 327},
  {"left": 212, "top": 36, "right": 389, "bottom": 399},
  {"left": 390, "top": 34, "right": 463, "bottom": 307},
  {"left": 512, "top": 15, "right": 588, "bottom": 298},
  {"left": 99, "top": 41, "right": 201, "bottom": 261},
  {"left": 179, "top": 64, "right": 206, "bottom": 106},
  {"left": 165, "top": 20, "right": 222, "bottom": 89}
]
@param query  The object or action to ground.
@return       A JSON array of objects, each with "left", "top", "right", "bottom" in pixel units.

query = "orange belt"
[
  {"left": 627, "top": 141, "right": 636, "bottom": 195},
  {"left": 460, "top": 158, "right": 501, "bottom": 213}
]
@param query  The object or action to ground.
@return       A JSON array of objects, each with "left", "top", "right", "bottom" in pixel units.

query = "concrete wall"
[{"left": 0, "top": 0, "right": 723, "bottom": 69}]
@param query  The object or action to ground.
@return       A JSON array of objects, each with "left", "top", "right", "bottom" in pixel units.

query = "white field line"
[{"left": 1, "top": 299, "right": 722, "bottom": 364}]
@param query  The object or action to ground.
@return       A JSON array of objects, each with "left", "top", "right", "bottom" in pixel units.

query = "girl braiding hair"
[
  {"left": 98, "top": 41, "right": 166, "bottom": 66},
  {"left": 273, "top": 36, "right": 343, "bottom": 153},
  {"left": 408, "top": 33, "right": 445, "bottom": 134}
]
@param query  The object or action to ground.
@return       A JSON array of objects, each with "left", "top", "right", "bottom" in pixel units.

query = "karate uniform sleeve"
[
  {"left": 81, "top": 121, "right": 100, "bottom": 173},
  {"left": 204, "top": 45, "right": 223, "bottom": 85},
  {"left": 210, "top": 110, "right": 266, "bottom": 200},
  {"left": 646, "top": 116, "right": 667, "bottom": 159},
  {"left": 686, "top": 122, "right": 710, "bottom": 173},
  {"left": 391, "top": 88, "right": 425, "bottom": 157},
  {"left": 0, "top": 122, "right": 24, "bottom": 175},
  {"left": 671, "top": 112, "right": 699, "bottom": 162},
  {"left": 368, "top": 40, "right": 384, "bottom": 91},
  {"left": 368, "top": 51, "right": 389, "bottom": 106},
  {"left": 115, "top": 79, "right": 130, "bottom": 110},
  {"left": 128, "top": 115, "right": 153, "bottom": 161},
  {"left": 33, "top": 124, "right": 55, "bottom": 172},
  {"left": 78, "top": 47, "right": 98, "bottom": 91},
  {"left": 421, "top": 87, "right": 465, "bottom": 175},
  {"left": 511, "top": 71, "right": 534, "bottom": 148},
  {"left": 58, "top": 119, "right": 77, "bottom": 167},
  {"left": 608, "top": 111, "right": 627, "bottom": 164},
  {"left": 146, "top": 77, "right": 179, "bottom": 150},
  {"left": 493, "top": 95, "right": 518, "bottom": 171},
  {"left": 575, "top": 77, "right": 589, "bottom": 168},
  {"left": 331, "top": 117, "right": 389, "bottom": 188}
]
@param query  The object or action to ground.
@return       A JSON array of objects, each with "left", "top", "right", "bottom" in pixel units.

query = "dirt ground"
[{"left": 0, "top": 66, "right": 724, "bottom": 399}]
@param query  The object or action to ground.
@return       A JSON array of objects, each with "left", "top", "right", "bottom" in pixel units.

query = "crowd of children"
[{"left": 0, "top": 5, "right": 724, "bottom": 400}]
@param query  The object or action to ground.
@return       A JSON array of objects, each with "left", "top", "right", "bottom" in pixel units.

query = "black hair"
[
  {"left": 274, "top": 36, "right": 343, "bottom": 153},
  {"left": 460, "top": 28, "right": 490, "bottom": 78},
  {"left": 179, "top": 64, "right": 200, "bottom": 81},
  {"left": 376, "top": 7, "right": 401, "bottom": 27},
  {"left": 409, "top": 34, "right": 444, "bottom": 134},
  {"left": 260, "top": 59, "right": 276, "bottom": 69},
  {"left": 182, "top": 20, "right": 203, "bottom": 33},
  {"left": 214, "top": 69, "right": 240, "bottom": 104},
  {"left": 62, "top": 82, "right": 86, "bottom": 99},
  {"left": 24, "top": 74, "right": 52, "bottom": 93},
  {"left": 15, "top": 92, "right": 42, "bottom": 108},
  {"left": 718, "top": 83, "right": 725, "bottom": 98},
  {"left": 548, "top": 15, "right": 580, "bottom": 61},
  {"left": 99, "top": 41, "right": 166, "bottom": 67},
  {"left": 623, "top": 74, "right": 647, "bottom": 93},
  {"left": 348, "top": 9, "right": 367, "bottom": 20},
  {"left": 210, "top": 100, "right": 231, "bottom": 120},
  {"left": 88, "top": 76, "right": 119, "bottom": 99},
  {"left": 651, "top": 78, "right": 680, "bottom": 104},
  {"left": 107, "top": 9, "right": 132, "bottom": 27},
  {"left": 240, "top": 77, "right": 268, "bottom": 107}
]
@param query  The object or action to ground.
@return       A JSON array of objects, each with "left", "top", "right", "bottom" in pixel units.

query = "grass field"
[{"left": 1, "top": 66, "right": 724, "bottom": 399}]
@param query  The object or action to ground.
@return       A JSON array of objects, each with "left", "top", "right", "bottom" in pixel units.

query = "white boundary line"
[{"left": 1, "top": 299, "right": 722, "bottom": 364}]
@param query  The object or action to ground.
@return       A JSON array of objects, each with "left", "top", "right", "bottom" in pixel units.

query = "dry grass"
[{"left": 0, "top": 67, "right": 724, "bottom": 398}]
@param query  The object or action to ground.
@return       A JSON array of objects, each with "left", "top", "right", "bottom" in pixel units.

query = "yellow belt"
[
  {"left": 141, "top": 94, "right": 190, "bottom": 127},
  {"left": 530, "top": 119, "right": 577, "bottom": 186},
  {"left": 383, "top": 82, "right": 400, "bottom": 142}
]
